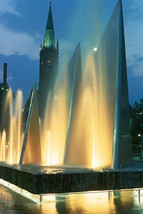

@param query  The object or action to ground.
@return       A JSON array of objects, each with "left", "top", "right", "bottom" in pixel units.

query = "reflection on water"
[
  {"left": 0, "top": 185, "right": 143, "bottom": 214},
  {"left": 0, "top": 185, "right": 39, "bottom": 214}
]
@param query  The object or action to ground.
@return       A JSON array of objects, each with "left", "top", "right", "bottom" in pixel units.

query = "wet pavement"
[{"left": 0, "top": 184, "right": 143, "bottom": 214}]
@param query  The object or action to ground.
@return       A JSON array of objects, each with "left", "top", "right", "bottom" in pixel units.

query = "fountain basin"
[{"left": 0, "top": 163, "right": 142, "bottom": 194}]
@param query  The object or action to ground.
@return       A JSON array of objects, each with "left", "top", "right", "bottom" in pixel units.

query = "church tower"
[{"left": 38, "top": 2, "right": 58, "bottom": 119}]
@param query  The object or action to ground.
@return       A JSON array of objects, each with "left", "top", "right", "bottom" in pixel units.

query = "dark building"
[
  {"left": 0, "top": 63, "right": 9, "bottom": 130},
  {"left": 0, "top": 63, "right": 9, "bottom": 114},
  {"left": 38, "top": 3, "right": 58, "bottom": 119}
]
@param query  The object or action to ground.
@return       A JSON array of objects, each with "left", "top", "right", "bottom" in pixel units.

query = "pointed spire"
[
  {"left": 44, "top": 2, "right": 55, "bottom": 48},
  {"left": 46, "top": 2, "right": 54, "bottom": 30}
]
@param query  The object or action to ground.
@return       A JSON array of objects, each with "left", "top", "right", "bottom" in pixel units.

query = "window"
[{"left": 47, "top": 59, "right": 52, "bottom": 64}]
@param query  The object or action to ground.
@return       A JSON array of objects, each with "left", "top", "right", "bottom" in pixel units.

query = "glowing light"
[
  {"left": 42, "top": 195, "right": 56, "bottom": 202},
  {"left": 93, "top": 47, "right": 97, "bottom": 52}
]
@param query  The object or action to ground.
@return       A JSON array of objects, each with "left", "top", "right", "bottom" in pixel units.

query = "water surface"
[{"left": 0, "top": 185, "right": 143, "bottom": 214}]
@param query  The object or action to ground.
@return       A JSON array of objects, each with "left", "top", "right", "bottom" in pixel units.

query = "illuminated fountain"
[
  {"left": 64, "top": 53, "right": 113, "bottom": 168},
  {"left": 39, "top": 0, "right": 131, "bottom": 169},
  {"left": 0, "top": 1, "right": 140, "bottom": 201},
  {"left": 0, "top": 89, "right": 23, "bottom": 164},
  {"left": 0, "top": 0, "right": 131, "bottom": 170}
]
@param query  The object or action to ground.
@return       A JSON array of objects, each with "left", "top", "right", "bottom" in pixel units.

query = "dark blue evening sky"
[{"left": 0, "top": 0, "right": 143, "bottom": 104}]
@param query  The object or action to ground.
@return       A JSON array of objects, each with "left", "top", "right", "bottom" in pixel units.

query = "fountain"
[
  {"left": 0, "top": 89, "right": 23, "bottom": 164},
  {"left": 0, "top": 1, "right": 138, "bottom": 198}
]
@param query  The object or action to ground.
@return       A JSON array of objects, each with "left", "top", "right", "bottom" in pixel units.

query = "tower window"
[{"left": 47, "top": 59, "right": 52, "bottom": 64}]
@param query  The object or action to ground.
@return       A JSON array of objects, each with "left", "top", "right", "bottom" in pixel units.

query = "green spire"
[
  {"left": 46, "top": 2, "right": 54, "bottom": 30},
  {"left": 44, "top": 2, "right": 55, "bottom": 48}
]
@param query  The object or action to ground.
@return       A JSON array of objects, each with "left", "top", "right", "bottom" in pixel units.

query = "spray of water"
[{"left": 0, "top": 89, "right": 23, "bottom": 164}]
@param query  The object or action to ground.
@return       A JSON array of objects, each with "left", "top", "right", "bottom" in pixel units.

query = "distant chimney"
[{"left": 3, "top": 63, "right": 7, "bottom": 85}]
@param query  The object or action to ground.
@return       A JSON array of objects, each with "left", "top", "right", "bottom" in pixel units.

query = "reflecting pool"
[{"left": 0, "top": 185, "right": 143, "bottom": 214}]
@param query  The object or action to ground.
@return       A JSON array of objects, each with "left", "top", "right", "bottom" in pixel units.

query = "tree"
[{"left": 130, "top": 99, "right": 143, "bottom": 151}]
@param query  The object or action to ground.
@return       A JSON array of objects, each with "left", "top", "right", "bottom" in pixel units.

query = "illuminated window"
[{"left": 47, "top": 59, "right": 52, "bottom": 64}]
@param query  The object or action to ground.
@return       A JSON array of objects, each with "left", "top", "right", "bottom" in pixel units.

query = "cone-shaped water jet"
[
  {"left": 20, "top": 84, "right": 41, "bottom": 165},
  {"left": 41, "top": 60, "right": 69, "bottom": 166}
]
